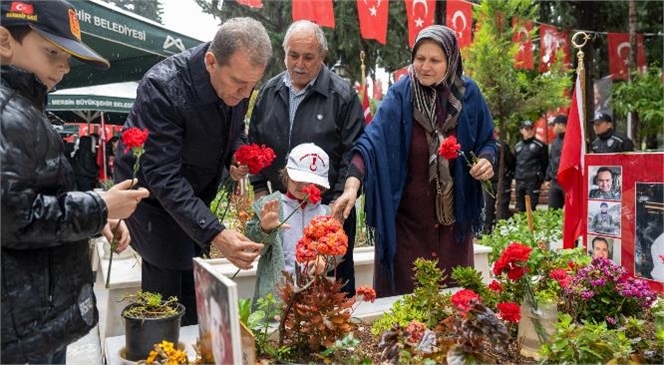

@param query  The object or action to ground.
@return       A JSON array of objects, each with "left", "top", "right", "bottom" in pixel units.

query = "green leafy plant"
[
  {"left": 239, "top": 294, "right": 291, "bottom": 362},
  {"left": 317, "top": 333, "right": 372, "bottom": 365},
  {"left": 120, "top": 291, "right": 180, "bottom": 319},
  {"left": 372, "top": 259, "right": 451, "bottom": 335},
  {"left": 538, "top": 313, "right": 633, "bottom": 364}
]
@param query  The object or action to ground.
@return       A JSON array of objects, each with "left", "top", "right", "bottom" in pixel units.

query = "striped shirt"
[{"left": 282, "top": 73, "right": 318, "bottom": 143}]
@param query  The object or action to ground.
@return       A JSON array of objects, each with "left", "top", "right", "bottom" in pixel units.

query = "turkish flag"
[
  {"left": 10, "top": 2, "right": 33, "bottom": 14},
  {"left": 405, "top": 0, "right": 436, "bottom": 48},
  {"left": 362, "top": 83, "right": 372, "bottom": 124},
  {"left": 373, "top": 78, "right": 383, "bottom": 100},
  {"left": 607, "top": 33, "right": 647, "bottom": 80},
  {"left": 445, "top": 0, "right": 472, "bottom": 48},
  {"left": 292, "top": 0, "right": 335, "bottom": 29},
  {"left": 512, "top": 18, "right": 534, "bottom": 69},
  {"left": 557, "top": 75, "right": 586, "bottom": 248},
  {"left": 539, "top": 24, "right": 571, "bottom": 72},
  {"left": 393, "top": 66, "right": 409, "bottom": 82},
  {"left": 236, "top": 0, "right": 263, "bottom": 8},
  {"left": 357, "top": 0, "right": 389, "bottom": 44}
]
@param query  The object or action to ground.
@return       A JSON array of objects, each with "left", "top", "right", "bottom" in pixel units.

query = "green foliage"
[
  {"left": 120, "top": 290, "right": 180, "bottom": 319},
  {"left": 451, "top": 267, "right": 490, "bottom": 300},
  {"left": 104, "top": 0, "right": 163, "bottom": 23},
  {"left": 245, "top": 294, "right": 293, "bottom": 362},
  {"left": 539, "top": 313, "right": 633, "bottom": 364},
  {"left": 463, "top": 0, "right": 570, "bottom": 146},
  {"left": 480, "top": 209, "right": 564, "bottom": 263},
  {"left": 612, "top": 66, "right": 664, "bottom": 147},
  {"left": 371, "top": 259, "right": 451, "bottom": 335},
  {"left": 317, "top": 333, "right": 372, "bottom": 365}
]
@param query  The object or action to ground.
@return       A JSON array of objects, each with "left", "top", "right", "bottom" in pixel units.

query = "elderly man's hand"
[{"left": 211, "top": 229, "right": 263, "bottom": 269}]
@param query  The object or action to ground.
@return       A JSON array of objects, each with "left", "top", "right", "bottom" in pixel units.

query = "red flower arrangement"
[
  {"left": 234, "top": 143, "right": 276, "bottom": 175},
  {"left": 438, "top": 135, "right": 495, "bottom": 198},
  {"left": 451, "top": 289, "right": 481, "bottom": 314},
  {"left": 295, "top": 215, "right": 348, "bottom": 263},
  {"left": 496, "top": 301, "right": 521, "bottom": 323}
]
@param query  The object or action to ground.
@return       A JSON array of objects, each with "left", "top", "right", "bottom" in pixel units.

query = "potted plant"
[{"left": 120, "top": 291, "right": 186, "bottom": 362}]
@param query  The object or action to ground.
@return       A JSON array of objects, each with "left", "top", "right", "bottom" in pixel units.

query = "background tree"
[
  {"left": 463, "top": 0, "right": 570, "bottom": 218},
  {"left": 103, "top": 0, "right": 164, "bottom": 23}
]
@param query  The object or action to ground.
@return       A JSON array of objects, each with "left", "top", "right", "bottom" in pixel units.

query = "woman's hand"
[
  {"left": 469, "top": 158, "right": 494, "bottom": 181},
  {"left": 331, "top": 177, "right": 361, "bottom": 223}
]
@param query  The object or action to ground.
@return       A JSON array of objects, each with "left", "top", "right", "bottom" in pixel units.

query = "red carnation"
[
  {"left": 234, "top": 144, "right": 276, "bottom": 174},
  {"left": 438, "top": 135, "right": 461, "bottom": 160},
  {"left": 122, "top": 127, "right": 148, "bottom": 153},
  {"left": 451, "top": 289, "right": 480, "bottom": 314},
  {"left": 302, "top": 184, "right": 322, "bottom": 205},
  {"left": 497, "top": 302, "right": 521, "bottom": 323},
  {"left": 488, "top": 280, "right": 503, "bottom": 292},
  {"left": 356, "top": 286, "right": 377, "bottom": 303}
]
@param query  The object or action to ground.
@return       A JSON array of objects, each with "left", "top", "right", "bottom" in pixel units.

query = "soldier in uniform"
[
  {"left": 545, "top": 115, "right": 567, "bottom": 209},
  {"left": 589, "top": 166, "right": 620, "bottom": 200},
  {"left": 514, "top": 120, "right": 548, "bottom": 212},
  {"left": 589, "top": 113, "right": 635, "bottom": 153},
  {"left": 590, "top": 202, "right": 617, "bottom": 235}
]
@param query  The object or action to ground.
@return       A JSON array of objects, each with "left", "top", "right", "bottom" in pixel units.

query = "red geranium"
[
  {"left": 549, "top": 268, "right": 571, "bottom": 288},
  {"left": 493, "top": 242, "right": 532, "bottom": 281},
  {"left": 234, "top": 143, "right": 276, "bottom": 174},
  {"left": 356, "top": 286, "right": 377, "bottom": 303},
  {"left": 488, "top": 280, "right": 503, "bottom": 292},
  {"left": 496, "top": 301, "right": 521, "bottom": 323},
  {"left": 122, "top": 127, "right": 148, "bottom": 153},
  {"left": 451, "top": 289, "right": 481, "bottom": 314},
  {"left": 302, "top": 184, "right": 322, "bottom": 205},
  {"left": 438, "top": 135, "right": 461, "bottom": 160}
]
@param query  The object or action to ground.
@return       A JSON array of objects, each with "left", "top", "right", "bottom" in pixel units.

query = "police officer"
[
  {"left": 590, "top": 113, "right": 635, "bottom": 153},
  {"left": 514, "top": 120, "right": 548, "bottom": 212},
  {"left": 545, "top": 115, "right": 567, "bottom": 209}
]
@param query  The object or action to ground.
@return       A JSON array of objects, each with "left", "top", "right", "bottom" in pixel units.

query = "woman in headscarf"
[{"left": 332, "top": 25, "right": 496, "bottom": 297}]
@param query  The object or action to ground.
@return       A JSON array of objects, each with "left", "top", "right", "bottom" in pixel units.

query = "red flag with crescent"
[
  {"left": 445, "top": 0, "right": 472, "bottom": 48},
  {"left": 512, "top": 18, "right": 534, "bottom": 69},
  {"left": 236, "top": 0, "right": 262, "bottom": 8},
  {"left": 393, "top": 66, "right": 409, "bottom": 83},
  {"left": 292, "top": 0, "right": 335, "bottom": 28},
  {"left": 607, "top": 33, "right": 646, "bottom": 80},
  {"left": 357, "top": 0, "right": 389, "bottom": 44},
  {"left": 362, "top": 82, "right": 372, "bottom": 124},
  {"left": 539, "top": 24, "right": 571, "bottom": 72},
  {"left": 373, "top": 78, "right": 383, "bottom": 100},
  {"left": 405, "top": 0, "right": 436, "bottom": 48}
]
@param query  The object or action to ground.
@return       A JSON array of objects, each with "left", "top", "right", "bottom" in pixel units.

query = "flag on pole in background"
[
  {"left": 356, "top": 0, "right": 389, "bottom": 44},
  {"left": 97, "top": 112, "right": 108, "bottom": 181},
  {"left": 362, "top": 82, "right": 372, "bottom": 124},
  {"left": 292, "top": 0, "right": 335, "bottom": 28},
  {"left": 236, "top": 0, "right": 263, "bottom": 8},
  {"left": 557, "top": 74, "right": 586, "bottom": 248}
]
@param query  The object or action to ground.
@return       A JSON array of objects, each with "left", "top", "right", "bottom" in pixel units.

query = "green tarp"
[{"left": 59, "top": 0, "right": 204, "bottom": 88}]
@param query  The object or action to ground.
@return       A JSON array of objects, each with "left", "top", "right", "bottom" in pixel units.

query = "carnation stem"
[{"left": 105, "top": 173, "right": 138, "bottom": 289}]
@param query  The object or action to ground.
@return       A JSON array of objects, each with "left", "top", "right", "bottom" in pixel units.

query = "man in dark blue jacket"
[
  {"left": 248, "top": 20, "right": 364, "bottom": 296},
  {"left": 114, "top": 18, "right": 271, "bottom": 325}
]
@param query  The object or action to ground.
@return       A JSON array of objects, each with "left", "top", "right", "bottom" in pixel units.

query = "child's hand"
[{"left": 260, "top": 199, "right": 289, "bottom": 233}]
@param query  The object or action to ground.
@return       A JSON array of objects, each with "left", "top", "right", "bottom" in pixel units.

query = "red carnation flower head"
[
  {"left": 302, "top": 184, "right": 322, "bottom": 205},
  {"left": 356, "top": 287, "right": 377, "bottom": 303},
  {"left": 234, "top": 144, "right": 276, "bottom": 174},
  {"left": 122, "top": 127, "right": 148, "bottom": 153},
  {"left": 451, "top": 289, "right": 480, "bottom": 314},
  {"left": 438, "top": 135, "right": 461, "bottom": 160},
  {"left": 493, "top": 242, "right": 532, "bottom": 281},
  {"left": 497, "top": 301, "right": 521, "bottom": 323},
  {"left": 488, "top": 280, "right": 503, "bottom": 292},
  {"left": 295, "top": 215, "right": 348, "bottom": 263}
]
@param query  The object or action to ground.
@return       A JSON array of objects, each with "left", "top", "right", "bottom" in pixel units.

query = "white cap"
[{"left": 286, "top": 143, "right": 330, "bottom": 189}]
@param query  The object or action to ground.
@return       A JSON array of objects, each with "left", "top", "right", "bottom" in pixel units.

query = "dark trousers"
[
  {"left": 331, "top": 207, "right": 356, "bottom": 297},
  {"left": 515, "top": 179, "right": 541, "bottom": 212},
  {"left": 483, "top": 184, "right": 512, "bottom": 233},
  {"left": 29, "top": 346, "right": 67, "bottom": 364},
  {"left": 548, "top": 180, "right": 565, "bottom": 209},
  {"left": 141, "top": 259, "right": 198, "bottom": 326}
]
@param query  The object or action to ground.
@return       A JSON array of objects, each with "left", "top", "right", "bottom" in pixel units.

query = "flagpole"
[
  {"left": 571, "top": 32, "right": 591, "bottom": 128},
  {"left": 360, "top": 50, "right": 366, "bottom": 98}
]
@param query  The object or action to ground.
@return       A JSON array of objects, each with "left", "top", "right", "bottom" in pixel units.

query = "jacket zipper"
[{"left": 47, "top": 248, "right": 54, "bottom": 305}]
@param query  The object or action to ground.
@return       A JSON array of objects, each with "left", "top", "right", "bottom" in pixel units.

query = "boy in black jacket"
[{"left": 0, "top": 1, "right": 149, "bottom": 363}]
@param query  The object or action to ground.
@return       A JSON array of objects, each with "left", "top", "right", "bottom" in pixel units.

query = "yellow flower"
[{"left": 146, "top": 350, "right": 158, "bottom": 364}]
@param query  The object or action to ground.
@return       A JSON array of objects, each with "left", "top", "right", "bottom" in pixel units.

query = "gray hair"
[
  {"left": 209, "top": 17, "right": 272, "bottom": 67},
  {"left": 282, "top": 20, "right": 328, "bottom": 54}
]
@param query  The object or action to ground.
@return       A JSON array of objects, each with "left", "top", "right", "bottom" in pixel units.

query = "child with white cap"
[{"left": 247, "top": 143, "right": 331, "bottom": 308}]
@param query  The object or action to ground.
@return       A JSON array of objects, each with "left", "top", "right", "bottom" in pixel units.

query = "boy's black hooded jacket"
[{"left": 0, "top": 66, "right": 107, "bottom": 363}]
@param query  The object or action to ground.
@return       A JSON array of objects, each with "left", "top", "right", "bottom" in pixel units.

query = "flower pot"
[
  {"left": 121, "top": 302, "right": 186, "bottom": 361},
  {"left": 517, "top": 298, "right": 557, "bottom": 359}
]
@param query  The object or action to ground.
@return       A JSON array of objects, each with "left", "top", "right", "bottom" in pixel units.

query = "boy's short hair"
[
  {"left": 1, "top": 0, "right": 109, "bottom": 69},
  {"left": 6, "top": 25, "right": 30, "bottom": 43}
]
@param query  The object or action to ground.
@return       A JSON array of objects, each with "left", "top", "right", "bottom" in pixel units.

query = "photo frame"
[
  {"left": 634, "top": 183, "right": 664, "bottom": 282},
  {"left": 587, "top": 234, "right": 621, "bottom": 265},
  {"left": 587, "top": 200, "right": 621, "bottom": 237},
  {"left": 588, "top": 165, "right": 622, "bottom": 201}
]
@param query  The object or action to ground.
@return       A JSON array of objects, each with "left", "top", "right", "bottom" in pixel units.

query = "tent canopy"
[{"left": 59, "top": 0, "right": 204, "bottom": 89}]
